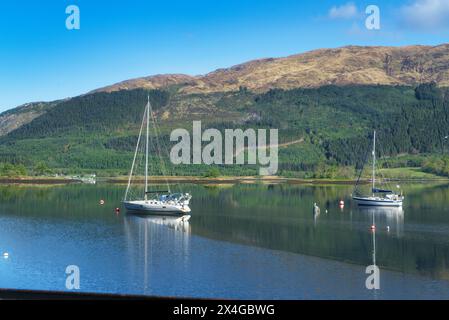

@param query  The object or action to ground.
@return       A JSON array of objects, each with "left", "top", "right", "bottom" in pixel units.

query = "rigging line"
[
  {"left": 157, "top": 121, "right": 186, "bottom": 194},
  {"left": 148, "top": 100, "right": 172, "bottom": 194},
  {"left": 375, "top": 131, "right": 392, "bottom": 189},
  {"left": 147, "top": 92, "right": 186, "bottom": 195},
  {"left": 124, "top": 104, "right": 147, "bottom": 201},
  {"left": 129, "top": 131, "right": 146, "bottom": 199},
  {"left": 145, "top": 97, "right": 150, "bottom": 200},
  {"left": 153, "top": 120, "right": 185, "bottom": 195},
  {"left": 353, "top": 136, "right": 371, "bottom": 195},
  {"left": 129, "top": 135, "right": 146, "bottom": 200},
  {"left": 129, "top": 102, "right": 148, "bottom": 200}
]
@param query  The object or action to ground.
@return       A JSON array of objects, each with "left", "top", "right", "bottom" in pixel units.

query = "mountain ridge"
[
  {"left": 92, "top": 43, "right": 449, "bottom": 94},
  {"left": 1, "top": 43, "right": 449, "bottom": 138}
]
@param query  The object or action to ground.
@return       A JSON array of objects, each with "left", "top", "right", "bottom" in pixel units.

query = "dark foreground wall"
[{"left": 0, "top": 288, "right": 173, "bottom": 300}]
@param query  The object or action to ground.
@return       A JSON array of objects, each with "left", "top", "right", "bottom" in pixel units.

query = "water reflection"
[
  {"left": 127, "top": 214, "right": 191, "bottom": 233},
  {"left": 1, "top": 182, "right": 449, "bottom": 281},
  {"left": 123, "top": 214, "right": 191, "bottom": 293},
  {"left": 313, "top": 210, "right": 319, "bottom": 226},
  {"left": 358, "top": 207, "right": 404, "bottom": 237}
]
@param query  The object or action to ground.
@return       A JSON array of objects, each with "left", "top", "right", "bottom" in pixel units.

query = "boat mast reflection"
[
  {"left": 359, "top": 206, "right": 404, "bottom": 237},
  {"left": 123, "top": 214, "right": 191, "bottom": 293},
  {"left": 371, "top": 210, "right": 378, "bottom": 299}
]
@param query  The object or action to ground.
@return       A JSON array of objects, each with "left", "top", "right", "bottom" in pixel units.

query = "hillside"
[
  {"left": 0, "top": 83, "right": 448, "bottom": 178},
  {"left": 0, "top": 100, "right": 62, "bottom": 136},
  {"left": 94, "top": 44, "right": 449, "bottom": 94},
  {"left": 1, "top": 44, "right": 449, "bottom": 178},
  {"left": 2, "top": 43, "right": 449, "bottom": 138}
]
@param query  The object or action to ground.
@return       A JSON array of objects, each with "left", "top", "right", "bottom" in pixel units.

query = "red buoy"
[{"left": 115, "top": 207, "right": 120, "bottom": 213}]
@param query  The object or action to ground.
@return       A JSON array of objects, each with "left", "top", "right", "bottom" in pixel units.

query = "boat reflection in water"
[
  {"left": 125, "top": 213, "right": 191, "bottom": 233},
  {"left": 359, "top": 206, "right": 404, "bottom": 237},
  {"left": 123, "top": 214, "right": 191, "bottom": 294}
]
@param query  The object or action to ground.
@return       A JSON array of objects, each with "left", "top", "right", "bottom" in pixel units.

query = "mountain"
[
  {"left": 90, "top": 74, "right": 197, "bottom": 93},
  {"left": 0, "top": 100, "right": 62, "bottom": 136},
  {"left": 1, "top": 44, "right": 449, "bottom": 178},
  {"left": 94, "top": 44, "right": 449, "bottom": 94},
  {"left": 2, "top": 43, "right": 449, "bottom": 137}
]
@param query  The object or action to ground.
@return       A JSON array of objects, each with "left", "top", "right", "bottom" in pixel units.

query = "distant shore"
[
  {"left": 0, "top": 176, "right": 80, "bottom": 184},
  {"left": 107, "top": 175, "right": 449, "bottom": 185},
  {"left": 106, "top": 175, "right": 359, "bottom": 185},
  {"left": 0, "top": 175, "right": 448, "bottom": 185}
]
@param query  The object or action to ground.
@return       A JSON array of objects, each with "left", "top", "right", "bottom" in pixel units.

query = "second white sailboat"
[{"left": 353, "top": 130, "right": 404, "bottom": 207}]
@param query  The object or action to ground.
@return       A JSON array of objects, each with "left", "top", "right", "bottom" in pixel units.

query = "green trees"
[
  {"left": 0, "top": 163, "right": 27, "bottom": 177},
  {"left": 33, "top": 161, "right": 53, "bottom": 176},
  {"left": 415, "top": 82, "right": 441, "bottom": 101},
  {"left": 422, "top": 156, "right": 449, "bottom": 177},
  {"left": 204, "top": 167, "right": 221, "bottom": 178},
  {"left": 6, "top": 89, "right": 169, "bottom": 139},
  {"left": 0, "top": 84, "right": 448, "bottom": 178}
]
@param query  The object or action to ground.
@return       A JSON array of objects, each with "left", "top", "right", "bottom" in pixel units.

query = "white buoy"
[
  {"left": 387, "top": 226, "right": 390, "bottom": 232},
  {"left": 3, "top": 252, "right": 9, "bottom": 259}
]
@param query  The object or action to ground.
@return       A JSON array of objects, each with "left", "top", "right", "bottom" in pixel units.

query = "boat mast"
[
  {"left": 372, "top": 130, "right": 376, "bottom": 196},
  {"left": 144, "top": 95, "right": 149, "bottom": 200},
  {"left": 124, "top": 100, "right": 146, "bottom": 201}
]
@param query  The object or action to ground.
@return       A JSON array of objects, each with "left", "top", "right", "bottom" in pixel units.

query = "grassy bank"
[
  {"left": 1, "top": 167, "right": 447, "bottom": 185},
  {"left": 378, "top": 167, "right": 447, "bottom": 180}
]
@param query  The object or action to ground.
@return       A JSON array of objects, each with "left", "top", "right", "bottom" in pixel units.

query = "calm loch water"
[{"left": 1, "top": 182, "right": 449, "bottom": 299}]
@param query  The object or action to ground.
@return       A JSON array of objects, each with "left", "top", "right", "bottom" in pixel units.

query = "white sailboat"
[
  {"left": 353, "top": 130, "right": 404, "bottom": 207},
  {"left": 123, "top": 96, "right": 192, "bottom": 215}
]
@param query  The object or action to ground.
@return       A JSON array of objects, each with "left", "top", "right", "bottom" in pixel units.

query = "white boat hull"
[
  {"left": 353, "top": 196, "right": 403, "bottom": 207},
  {"left": 123, "top": 200, "right": 191, "bottom": 215}
]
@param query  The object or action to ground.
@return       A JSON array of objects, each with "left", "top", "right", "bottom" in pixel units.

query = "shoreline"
[
  {"left": 0, "top": 177, "right": 80, "bottom": 185},
  {"left": 107, "top": 176, "right": 359, "bottom": 185},
  {"left": 1, "top": 175, "right": 448, "bottom": 185}
]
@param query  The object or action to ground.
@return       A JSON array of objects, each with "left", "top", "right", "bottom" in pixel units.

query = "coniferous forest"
[{"left": 0, "top": 83, "right": 448, "bottom": 178}]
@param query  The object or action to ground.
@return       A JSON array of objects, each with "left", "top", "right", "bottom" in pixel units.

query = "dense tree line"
[
  {"left": 1, "top": 84, "right": 448, "bottom": 177},
  {"left": 5, "top": 89, "right": 169, "bottom": 139},
  {"left": 251, "top": 84, "right": 449, "bottom": 169}
]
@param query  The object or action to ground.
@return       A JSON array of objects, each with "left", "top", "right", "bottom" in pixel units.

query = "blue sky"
[{"left": 0, "top": 0, "right": 448, "bottom": 111}]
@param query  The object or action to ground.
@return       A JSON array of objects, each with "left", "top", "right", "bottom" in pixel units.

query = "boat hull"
[
  {"left": 353, "top": 196, "right": 403, "bottom": 207},
  {"left": 123, "top": 200, "right": 191, "bottom": 215}
]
